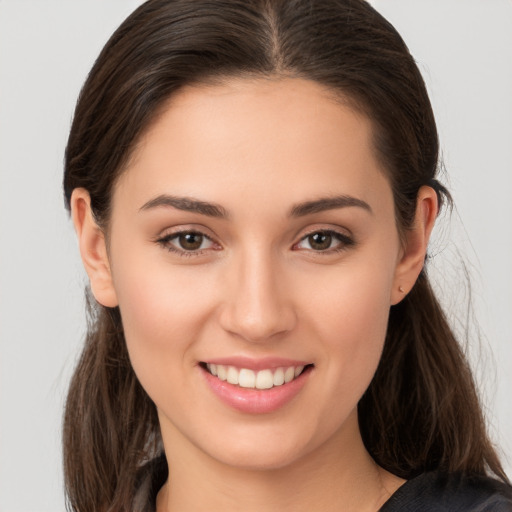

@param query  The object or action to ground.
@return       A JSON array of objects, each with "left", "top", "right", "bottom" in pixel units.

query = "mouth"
[{"left": 200, "top": 362, "right": 313, "bottom": 390}]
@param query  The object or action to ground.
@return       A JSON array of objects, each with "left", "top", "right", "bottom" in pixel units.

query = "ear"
[
  {"left": 71, "top": 188, "right": 119, "bottom": 308},
  {"left": 391, "top": 186, "right": 438, "bottom": 305}
]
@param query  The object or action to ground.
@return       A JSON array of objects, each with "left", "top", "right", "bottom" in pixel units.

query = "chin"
[
  {"left": 197, "top": 422, "right": 324, "bottom": 472},
  {"left": 211, "top": 444, "right": 307, "bottom": 472}
]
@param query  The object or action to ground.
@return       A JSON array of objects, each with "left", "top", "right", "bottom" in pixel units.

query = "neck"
[{"left": 156, "top": 411, "right": 404, "bottom": 512}]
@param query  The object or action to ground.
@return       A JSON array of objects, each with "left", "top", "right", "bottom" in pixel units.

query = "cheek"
[
  {"left": 109, "top": 250, "right": 219, "bottom": 389},
  {"left": 300, "top": 255, "right": 395, "bottom": 394},
  {"left": 303, "top": 253, "right": 394, "bottom": 335}
]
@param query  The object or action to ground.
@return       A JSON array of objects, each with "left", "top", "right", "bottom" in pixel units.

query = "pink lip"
[
  {"left": 201, "top": 364, "right": 312, "bottom": 414},
  {"left": 203, "top": 356, "right": 310, "bottom": 371}
]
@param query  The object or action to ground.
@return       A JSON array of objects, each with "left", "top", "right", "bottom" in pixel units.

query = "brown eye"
[
  {"left": 295, "top": 230, "right": 354, "bottom": 253},
  {"left": 178, "top": 232, "right": 205, "bottom": 250},
  {"left": 308, "top": 232, "right": 332, "bottom": 251},
  {"left": 157, "top": 230, "right": 216, "bottom": 255}
]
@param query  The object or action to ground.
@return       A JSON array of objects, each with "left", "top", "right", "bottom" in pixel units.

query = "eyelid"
[
  {"left": 155, "top": 223, "right": 217, "bottom": 239},
  {"left": 292, "top": 220, "right": 353, "bottom": 238}
]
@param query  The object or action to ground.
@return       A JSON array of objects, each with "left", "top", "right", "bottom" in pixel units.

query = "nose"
[{"left": 219, "top": 250, "right": 297, "bottom": 343}]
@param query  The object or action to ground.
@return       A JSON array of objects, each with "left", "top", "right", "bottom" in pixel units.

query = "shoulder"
[{"left": 380, "top": 471, "right": 512, "bottom": 512}]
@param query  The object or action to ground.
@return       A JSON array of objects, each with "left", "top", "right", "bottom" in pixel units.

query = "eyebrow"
[
  {"left": 289, "top": 195, "right": 372, "bottom": 217},
  {"left": 139, "top": 194, "right": 228, "bottom": 218},
  {"left": 139, "top": 193, "right": 372, "bottom": 219}
]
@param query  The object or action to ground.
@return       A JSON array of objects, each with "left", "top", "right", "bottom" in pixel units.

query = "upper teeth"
[{"left": 206, "top": 364, "right": 305, "bottom": 390}]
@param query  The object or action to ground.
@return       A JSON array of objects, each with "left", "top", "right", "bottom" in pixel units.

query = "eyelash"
[{"left": 156, "top": 229, "right": 355, "bottom": 257}]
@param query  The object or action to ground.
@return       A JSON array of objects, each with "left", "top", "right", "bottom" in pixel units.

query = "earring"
[{"left": 398, "top": 286, "right": 405, "bottom": 293}]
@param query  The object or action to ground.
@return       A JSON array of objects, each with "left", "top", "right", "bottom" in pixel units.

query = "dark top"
[
  {"left": 134, "top": 456, "right": 512, "bottom": 511},
  {"left": 380, "top": 471, "right": 512, "bottom": 511}
]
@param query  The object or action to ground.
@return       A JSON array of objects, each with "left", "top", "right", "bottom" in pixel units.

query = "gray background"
[{"left": 0, "top": 1, "right": 511, "bottom": 510}]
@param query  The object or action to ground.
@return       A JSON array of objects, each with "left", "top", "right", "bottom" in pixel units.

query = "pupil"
[
  {"left": 309, "top": 232, "right": 331, "bottom": 250},
  {"left": 179, "top": 233, "right": 203, "bottom": 250}
]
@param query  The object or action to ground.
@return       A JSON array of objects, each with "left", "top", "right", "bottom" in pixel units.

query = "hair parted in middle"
[{"left": 63, "top": 1, "right": 507, "bottom": 511}]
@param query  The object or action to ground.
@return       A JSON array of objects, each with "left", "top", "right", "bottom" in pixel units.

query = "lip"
[{"left": 200, "top": 362, "right": 313, "bottom": 414}]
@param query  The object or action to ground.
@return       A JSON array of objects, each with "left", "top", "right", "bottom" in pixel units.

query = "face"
[{"left": 90, "top": 78, "right": 410, "bottom": 470}]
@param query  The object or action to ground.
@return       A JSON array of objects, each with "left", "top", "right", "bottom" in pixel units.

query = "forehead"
[{"left": 115, "top": 77, "right": 392, "bottom": 217}]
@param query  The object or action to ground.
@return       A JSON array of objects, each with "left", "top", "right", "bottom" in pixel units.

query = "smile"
[
  {"left": 205, "top": 363, "right": 307, "bottom": 390},
  {"left": 201, "top": 361, "right": 313, "bottom": 414}
]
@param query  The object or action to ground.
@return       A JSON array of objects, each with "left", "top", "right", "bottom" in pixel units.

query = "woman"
[{"left": 63, "top": 0, "right": 512, "bottom": 510}]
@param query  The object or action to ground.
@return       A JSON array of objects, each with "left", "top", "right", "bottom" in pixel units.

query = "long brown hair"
[{"left": 63, "top": 0, "right": 508, "bottom": 510}]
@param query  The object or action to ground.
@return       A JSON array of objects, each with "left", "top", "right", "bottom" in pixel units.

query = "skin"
[{"left": 72, "top": 77, "right": 437, "bottom": 512}]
